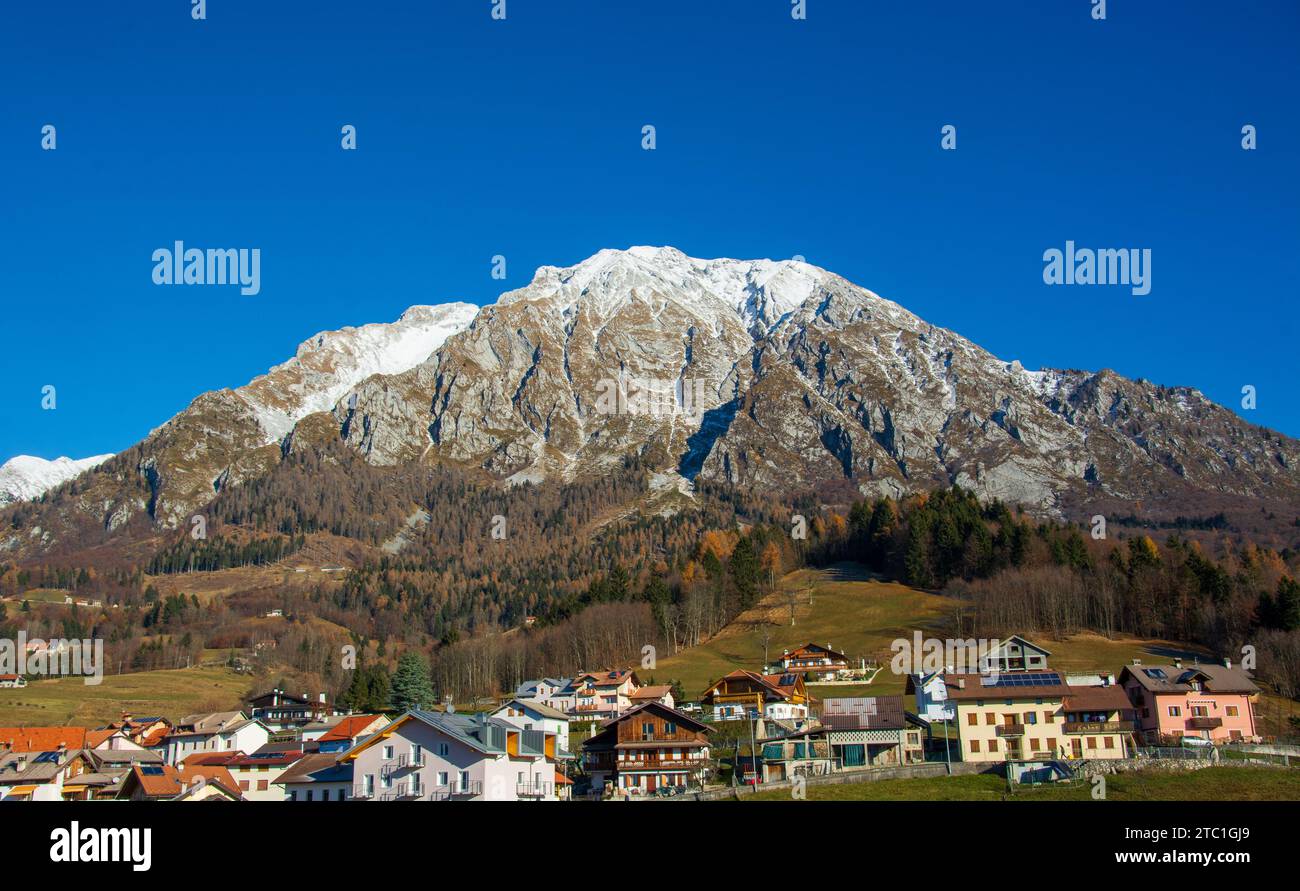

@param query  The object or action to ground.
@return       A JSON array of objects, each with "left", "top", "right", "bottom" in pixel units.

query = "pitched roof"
[
  {"left": 702, "top": 669, "right": 802, "bottom": 703},
  {"left": 629, "top": 685, "right": 673, "bottom": 700},
  {"left": 318, "top": 714, "right": 385, "bottom": 742},
  {"left": 596, "top": 701, "right": 709, "bottom": 733},
  {"left": 1062, "top": 684, "right": 1133, "bottom": 714},
  {"left": 819, "top": 696, "right": 908, "bottom": 731},
  {"left": 1120, "top": 663, "right": 1259, "bottom": 695},
  {"left": 84, "top": 729, "right": 123, "bottom": 749},
  {"left": 274, "top": 752, "right": 351, "bottom": 785},
  {"left": 496, "top": 699, "right": 569, "bottom": 721},
  {"left": 0, "top": 726, "right": 88, "bottom": 752},
  {"left": 942, "top": 670, "right": 1072, "bottom": 701}
]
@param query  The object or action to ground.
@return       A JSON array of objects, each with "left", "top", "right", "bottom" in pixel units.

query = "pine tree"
[{"left": 391, "top": 651, "right": 434, "bottom": 711}]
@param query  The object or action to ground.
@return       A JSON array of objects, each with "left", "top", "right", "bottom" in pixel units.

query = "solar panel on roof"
[
  {"left": 139, "top": 765, "right": 165, "bottom": 775},
  {"left": 979, "top": 671, "right": 1061, "bottom": 688}
]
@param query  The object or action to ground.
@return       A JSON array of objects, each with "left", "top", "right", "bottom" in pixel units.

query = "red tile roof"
[
  {"left": 318, "top": 715, "right": 382, "bottom": 742},
  {"left": 0, "top": 727, "right": 88, "bottom": 752}
]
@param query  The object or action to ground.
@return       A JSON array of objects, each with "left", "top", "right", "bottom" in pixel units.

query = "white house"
[
  {"left": 492, "top": 698, "right": 571, "bottom": 754},
  {"left": 906, "top": 671, "right": 955, "bottom": 723},
  {"left": 160, "top": 712, "right": 270, "bottom": 765},
  {"left": 343, "top": 709, "right": 562, "bottom": 801}
]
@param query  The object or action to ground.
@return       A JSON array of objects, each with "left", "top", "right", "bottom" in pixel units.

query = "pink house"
[{"left": 1120, "top": 661, "right": 1260, "bottom": 745}]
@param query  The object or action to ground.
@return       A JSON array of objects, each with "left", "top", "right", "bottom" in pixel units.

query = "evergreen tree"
[{"left": 391, "top": 651, "right": 434, "bottom": 711}]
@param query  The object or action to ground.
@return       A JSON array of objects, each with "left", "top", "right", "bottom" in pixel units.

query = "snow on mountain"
[
  {"left": 507, "top": 246, "right": 831, "bottom": 337},
  {"left": 0, "top": 454, "right": 114, "bottom": 506},
  {"left": 234, "top": 302, "right": 481, "bottom": 442}
]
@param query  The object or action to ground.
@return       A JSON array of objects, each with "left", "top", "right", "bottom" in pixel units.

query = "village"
[{"left": 0, "top": 635, "right": 1274, "bottom": 801}]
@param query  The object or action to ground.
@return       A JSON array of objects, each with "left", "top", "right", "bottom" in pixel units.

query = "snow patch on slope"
[
  {"left": 0, "top": 454, "right": 114, "bottom": 505},
  {"left": 237, "top": 302, "right": 480, "bottom": 441}
]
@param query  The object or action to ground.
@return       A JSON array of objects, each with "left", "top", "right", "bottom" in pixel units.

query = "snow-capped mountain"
[
  {"left": 4, "top": 247, "right": 1299, "bottom": 560},
  {"left": 0, "top": 454, "right": 115, "bottom": 506},
  {"left": 0, "top": 302, "right": 478, "bottom": 538}
]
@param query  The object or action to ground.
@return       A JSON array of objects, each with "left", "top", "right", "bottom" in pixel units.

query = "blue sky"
[{"left": 2, "top": 0, "right": 1297, "bottom": 463}]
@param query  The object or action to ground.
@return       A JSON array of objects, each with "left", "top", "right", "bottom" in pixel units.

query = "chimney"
[
  {"left": 1131, "top": 658, "right": 1141, "bottom": 666},
  {"left": 1173, "top": 659, "right": 1182, "bottom": 670},
  {"left": 1223, "top": 658, "right": 1232, "bottom": 669},
  {"left": 956, "top": 678, "right": 966, "bottom": 690},
  {"left": 16, "top": 755, "right": 28, "bottom": 772}
]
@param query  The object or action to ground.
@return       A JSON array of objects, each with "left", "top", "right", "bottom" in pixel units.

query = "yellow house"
[{"left": 945, "top": 671, "right": 1133, "bottom": 762}]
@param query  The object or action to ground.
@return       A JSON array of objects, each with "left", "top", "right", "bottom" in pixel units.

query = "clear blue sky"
[{"left": 2, "top": 0, "right": 1297, "bottom": 464}]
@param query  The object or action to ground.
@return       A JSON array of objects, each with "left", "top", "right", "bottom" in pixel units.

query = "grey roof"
[
  {"left": 498, "top": 698, "right": 569, "bottom": 721},
  {"left": 1121, "top": 663, "right": 1258, "bottom": 695},
  {"left": 88, "top": 749, "right": 163, "bottom": 767}
]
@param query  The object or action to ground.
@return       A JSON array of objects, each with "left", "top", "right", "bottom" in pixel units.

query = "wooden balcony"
[
  {"left": 995, "top": 723, "right": 1025, "bottom": 737},
  {"left": 616, "top": 754, "right": 707, "bottom": 771},
  {"left": 1187, "top": 717, "right": 1223, "bottom": 731}
]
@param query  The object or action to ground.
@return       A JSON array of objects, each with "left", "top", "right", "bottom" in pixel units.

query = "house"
[
  {"left": 981, "top": 635, "right": 1052, "bottom": 673},
  {"left": 79, "top": 748, "right": 166, "bottom": 799},
  {"left": 515, "top": 677, "right": 571, "bottom": 701},
  {"left": 905, "top": 670, "right": 955, "bottom": 723},
  {"left": 0, "top": 674, "right": 27, "bottom": 688},
  {"left": 492, "top": 699, "right": 572, "bottom": 754},
  {"left": 779, "top": 643, "right": 850, "bottom": 680},
  {"left": 1060, "top": 683, "right": 1137, "bottom": 759},
  {"left": 106, "top": 714, "right": 173, "bottom": 749},
  {"left": 700, "top": 670, "right": 811, "bottom": 722},
  {"left": 160, "top": 712, "right": 270, "bottom": 765},
  {"left": 275, "top": 751, "right": 354, "bottom": 801},
  {"left": 0, "top": 747, "right": 93, "bottom": 800},
  {"left": 1120, "top": 660, "right": 1260, "bottom": 744},
  {"left": 582, "top": 701, "right": 710, "bottom": 796},
  {"left": 818, "top": 696, "right": 924, "bottom": 767},
  {"left": 945, "top": 670, "right": 1133, "bottom": 762},
  {"left": 116, "top": 763, "right": 243, "bottom": 801},
  {"left": 247, "top": 689, "right": 342, "bottom": 731},
  {"left": 343, "top": 709, "right": 563, "bottom": 801},
  {"left": 758, "top": 726, "right": 836, "bottom": 783},
  {"left": 629, "top": 685, "right": 676, "bottom": 710},
  {"left": 315, "top": 714, "right": 390, "bottom": 753},
  {"left": 571, "top": 670, "right": 640, "bottom": 721},
  {"left": 191, "top": 750, "right": 305, "bottom": 801}
]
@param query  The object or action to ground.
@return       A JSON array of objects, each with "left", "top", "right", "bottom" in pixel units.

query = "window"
[
  {"left": 305, "top": 789, "right": 313, "bottom": 801},
  {"left": 459, "top": 770, "right": 470, "bottom": 792},
  {"left": 383, "top": 745, "right": 394, "bottom": 760},
  {"left": 239, "top": 780, "right": 250, "bottom": 791},
  {"left": 411, "top": 774, "right": 421, "bottom": 794},
  {"left": 1168, "top": 706, "right": 1181, "bottom": 717},
  {"left": 967, "top": 713, "right": 978, "bottom": 726},
  {"left": 438, "top": 743, "right": 449, "bottom": 757},
  {"left": 988, "top": 739, "right": 998, "bottom": 752},
  {"left": 969, "top": 739, "right": 980, "bottom": 753},
  {"left": 1025, "top": 712, "right": 1037, "bottom": 725},
  {"left": 518, "top": 771, "right": 525, "bottom": 783},
  {"left": 1226, "top": 705, "right": 1239, "bottom": 717},
  {"left": 1192, "top": 705, "right": 1209, "bottom": 717},
  {"left": 257, "top": 780, "right": 268, "bottom": 791},
  {"left": 339, "top": 788, "right": 347, "bottom": 801},
  {"left": 321, "top": 789, "right": 331, "bottom": 801},
  {"left": 1043, "top": 711, "right": 1054, "bottom": 723},
  {"left": 642, "top": 722, "right": 654, "bottom": 740},
  {"left": 1104, "top": 737, "right": 1114, "bottom": 749},
  {"left": 438, "top": 771, "right": 448, "bottom": 787},
  {"left": 1087, "top": 737, "right": 1097, "bottom": 749},
  {"left": 985, "top": 713, "right": 996, "bottom": 725},
  {"left": 412, "top": 744, "right": 422, "bottom": 765},
  {"left": 364, "top": 774, "right": 374, "bottom": 795},
  {"left": 289, "top": 790, "right": 297, "bottom": 801},
  {"left": 382, "top": 774, "right": 393, "bottom": 789}
]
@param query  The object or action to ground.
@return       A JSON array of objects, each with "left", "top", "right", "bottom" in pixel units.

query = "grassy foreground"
[
  {"left": 740, "top": 767, "right": 1300, "bottom": 801},
  {"left": 0, "top": 665, "right": 249, "bottom": 726}
]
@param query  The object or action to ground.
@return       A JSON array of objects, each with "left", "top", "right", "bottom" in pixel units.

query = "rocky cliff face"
[
  {"left": 336, "top": 247, "right": 1300, "bottom": 515},
  {"left": 4, "top": 247, "right": 1297, "bottom": 561}
]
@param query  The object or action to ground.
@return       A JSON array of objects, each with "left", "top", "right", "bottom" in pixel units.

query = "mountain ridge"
[{"left": 3, "top": 246, "right": 1297, "bottom": 562}]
